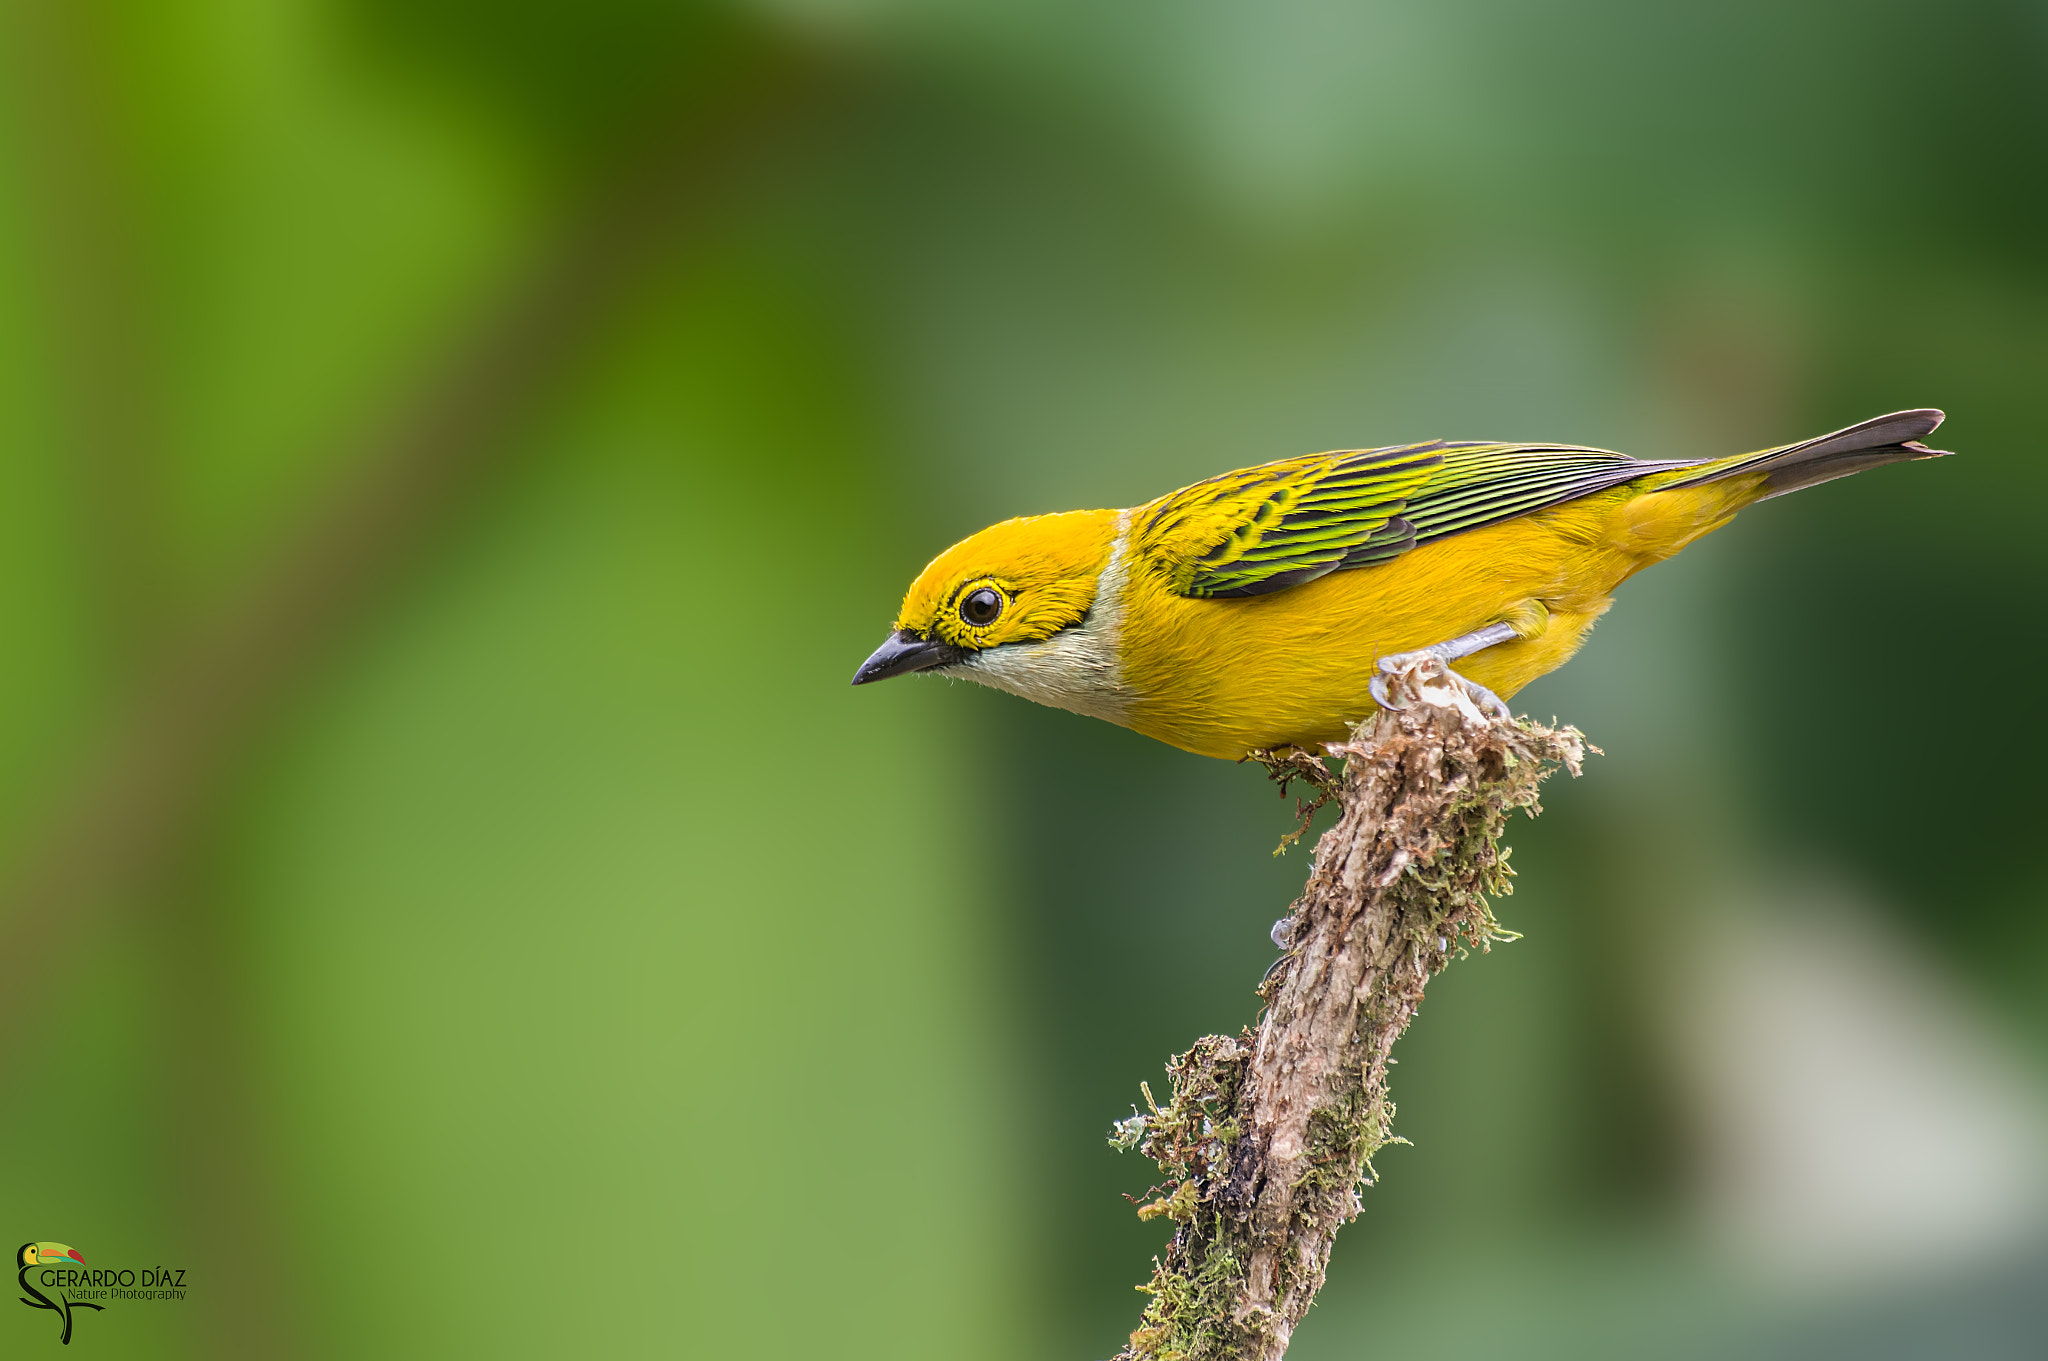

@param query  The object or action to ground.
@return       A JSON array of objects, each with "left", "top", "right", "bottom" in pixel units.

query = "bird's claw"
[
  {"left": 1460, "top": 676, "right": 1513, "bottom": 723},
  {"left": 1367, "top": 670, "right": 1404, "bottom": 711},
  {"left": 1372, "top": 649, "right": 1513, "bottom": 723}
]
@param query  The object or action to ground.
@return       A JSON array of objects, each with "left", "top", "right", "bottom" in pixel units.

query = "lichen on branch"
[{"left": 1111, "top": 657, "right": 1589, "bottom": 1361}]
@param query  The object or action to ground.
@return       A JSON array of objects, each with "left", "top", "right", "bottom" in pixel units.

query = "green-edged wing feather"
[
  {"left": 1399, "top": 442, "right": 1695, "bottom": 544},
  {"left": 1136, "top": 443, "right": 1445, "bottom": 598},
  {"left": 1138, "top": 440, "right": 1698, "bottom": 599}
]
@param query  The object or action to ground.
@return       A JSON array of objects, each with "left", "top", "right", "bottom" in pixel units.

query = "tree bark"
[{"left": 1114, "top": 656, "right": 1588, "bottom": 1360}]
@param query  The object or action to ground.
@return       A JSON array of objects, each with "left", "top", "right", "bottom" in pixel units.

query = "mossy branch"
[{"left": 1111, "top": 657, "right": 1589, "bottom": 1360}]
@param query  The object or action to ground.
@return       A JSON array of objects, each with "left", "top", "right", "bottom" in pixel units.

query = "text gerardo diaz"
[{"left": 33, "top": 1264, "right": 187, "bottom": 1299}]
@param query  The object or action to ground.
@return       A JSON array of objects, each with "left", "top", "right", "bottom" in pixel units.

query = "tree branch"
[{"left": 1113, "top": 656, "right": 1589, "bottom": 1360}]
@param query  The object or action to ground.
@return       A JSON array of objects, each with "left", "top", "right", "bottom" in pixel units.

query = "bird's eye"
[{"left": 959, "top": 587, "right": 1004, "bottom": 627}]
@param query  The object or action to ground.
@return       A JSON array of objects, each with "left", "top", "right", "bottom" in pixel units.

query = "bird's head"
[
  {"left": 852, "top": 509, "right": 1119, "bottom": 685},
  {"left": 22, "top": 1243, "right": 80, "bottom": 1267}
]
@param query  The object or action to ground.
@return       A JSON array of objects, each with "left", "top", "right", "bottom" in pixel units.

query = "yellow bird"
[{"left": 853, "top": 410, "right": 1949, "bottom": 760}]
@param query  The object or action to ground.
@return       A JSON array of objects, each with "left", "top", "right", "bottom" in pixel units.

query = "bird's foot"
[{"left": 1370, "top": 650, "right": 1513, "bottom": 724}]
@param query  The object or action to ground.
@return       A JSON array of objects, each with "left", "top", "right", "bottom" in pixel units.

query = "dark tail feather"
[{"left": 1662, "top": 408, "right": 1951, "bottom": 500}]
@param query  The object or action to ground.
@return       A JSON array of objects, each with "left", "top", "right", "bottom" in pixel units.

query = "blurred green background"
[{"left": 1, "top": 0, "right": 2044, "bottom": 1355}]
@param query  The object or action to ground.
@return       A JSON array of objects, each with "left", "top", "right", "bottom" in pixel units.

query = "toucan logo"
[
  {"left": 17, "top": 1244, "right": 103, "bottom": 1346},
  {"left": 14, "top": 1240, "right": 186, "bottom": 1344}
]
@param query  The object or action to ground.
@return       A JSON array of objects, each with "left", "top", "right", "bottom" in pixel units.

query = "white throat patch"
[{"left": 945, "top": 511, "right": 1134, "bottom": 726}]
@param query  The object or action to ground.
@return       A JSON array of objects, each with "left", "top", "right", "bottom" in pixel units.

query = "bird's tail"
[{"left": 1660, "top": 408, "right": 1950, "bottom": 501}]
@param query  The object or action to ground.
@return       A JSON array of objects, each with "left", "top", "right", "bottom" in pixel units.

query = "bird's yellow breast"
[{"left": 1115, "top": 472, "right": 1760, "bottom": 758}]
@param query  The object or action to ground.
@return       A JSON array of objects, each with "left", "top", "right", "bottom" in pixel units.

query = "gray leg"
[
  {"left": 1413, "top": 621, "right": 1518, "bottom": 665},
  {"left": 1369, "top": 622, "right": 1519, "bottom": 719}
]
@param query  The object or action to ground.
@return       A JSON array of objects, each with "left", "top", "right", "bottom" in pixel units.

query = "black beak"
[{"left": 851, "top": 629, "right": 964, "bottom": 685}]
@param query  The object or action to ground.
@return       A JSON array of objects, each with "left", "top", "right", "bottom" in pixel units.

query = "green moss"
[{"left": 1110, "top": 1033, "right": 1263, "bottom": 1358}]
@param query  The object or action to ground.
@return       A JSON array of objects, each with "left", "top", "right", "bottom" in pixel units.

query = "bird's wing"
[
  {"left": 1397, "top": 443, "right": 1696, "bottom": 545},
  {"left": 1134, "top": 443, "right": 1445, "bottom": 598},
  {"left": 1139, "top": 441, "right": 1697, "bottom": 599}
]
